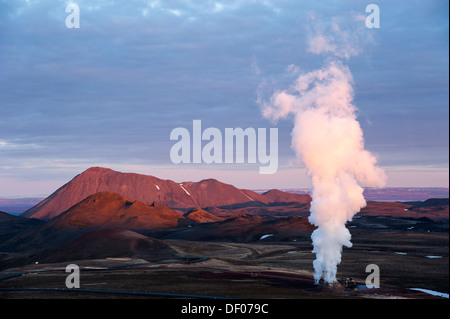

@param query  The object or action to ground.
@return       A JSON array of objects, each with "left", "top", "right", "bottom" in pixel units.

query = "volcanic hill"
[
  {"left": 0, "top": 192, "right": 185, "bottom": 266},
  {"left": 48, "top": 191, "right": 183, "bottom": 230},
  {"left": 183, "top": 207, "right": 224, "bottom": 223}
]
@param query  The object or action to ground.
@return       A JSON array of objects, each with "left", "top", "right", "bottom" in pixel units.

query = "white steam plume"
[{"left": 260, "top": 16, "right": 386, "bottom": 284}]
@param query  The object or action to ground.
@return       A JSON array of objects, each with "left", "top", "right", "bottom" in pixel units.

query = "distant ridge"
[{"left": 263, "top": 189, "right": 311, "bottom": 204}]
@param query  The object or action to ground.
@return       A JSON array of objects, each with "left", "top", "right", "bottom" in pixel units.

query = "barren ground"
[{"left": 1, "top": 224, "right": 448, "bottom": 299}]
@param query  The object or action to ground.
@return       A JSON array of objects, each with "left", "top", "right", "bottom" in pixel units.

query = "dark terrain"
[{"left": 0, "top": 167, "right": 448, "bottom": 299}]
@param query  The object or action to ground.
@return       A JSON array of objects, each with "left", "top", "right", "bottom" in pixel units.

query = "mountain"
[
  {"left": 359, "top": 200, "right": 449, "bottom": 221},
  {"left": 263, "top": 189, "right": 311, "bottom": 204},
  {"left": 183, "top": 208, "right": 224, "bottom": 223},
  {"left": 22, "top": 167, "right": 271, "bottom": 220},
  {"left": 48, "top": 191, "right": 184, "bottom": 230}
]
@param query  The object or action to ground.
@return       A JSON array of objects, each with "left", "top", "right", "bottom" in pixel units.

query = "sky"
[{"left": 0, "top": 0, "right": 448, "bottom": 197}]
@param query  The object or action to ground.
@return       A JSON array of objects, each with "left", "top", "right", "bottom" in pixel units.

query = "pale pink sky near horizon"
[{"left": 0, "top": 165, "right": 448, "bottom": 198}]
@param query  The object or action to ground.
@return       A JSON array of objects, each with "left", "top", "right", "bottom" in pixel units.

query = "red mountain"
[
  {"left": 183, "top": 208, "right": 224, "bottom": 223},
  {"left": 262, "top": 189, "right": 311, "bottom": 204},
  {"left": 49, "top": 191, "right": 183, "bottom": 230},
  {"left": 22, "top": 167, "right": 270, "bottom": 220}
]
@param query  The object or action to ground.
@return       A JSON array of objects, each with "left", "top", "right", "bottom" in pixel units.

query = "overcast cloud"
[{"left": 0, "top": 0, "right": 448, "bottom": 195}]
